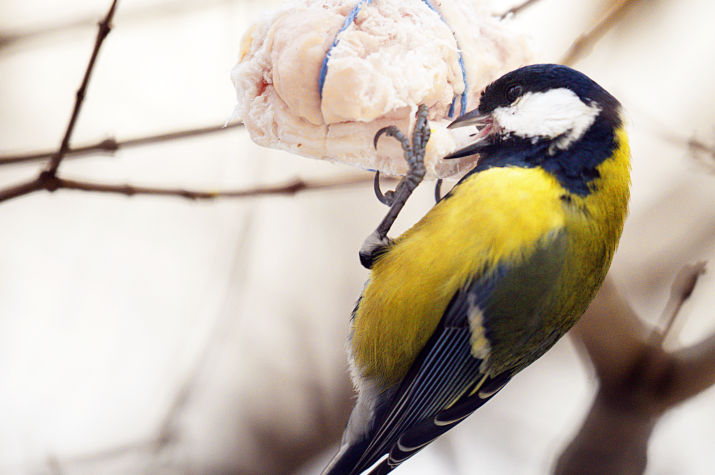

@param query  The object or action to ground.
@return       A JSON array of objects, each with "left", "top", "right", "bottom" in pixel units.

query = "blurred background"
[{"left": 1, "top": 0, "right": 715, "bottom": 474}]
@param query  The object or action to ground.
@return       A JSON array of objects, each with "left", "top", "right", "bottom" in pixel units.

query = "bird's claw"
[
  {"left": 372, "top": 105, "right": 430, "bottom": 207},
  {"left": 373, "top": 126, "right": 405, "bottom": 150},
  {"left": 361, "top": 105, "right": 431, "bottom": 269},
  {"left": 373, "top": 172, "right": 395, "bottom": 206}
]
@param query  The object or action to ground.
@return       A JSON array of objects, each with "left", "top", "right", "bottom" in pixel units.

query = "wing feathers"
[
  {"left": 337, "top": 230, "right": 567, "bottom": 475},
  {"left": 352, "top": 328, "right": 480, "bottom": 474}
]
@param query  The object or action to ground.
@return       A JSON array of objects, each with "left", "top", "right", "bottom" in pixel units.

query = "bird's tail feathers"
[{"left": 321, "top": 437, "right": 374, "bottom": 475}]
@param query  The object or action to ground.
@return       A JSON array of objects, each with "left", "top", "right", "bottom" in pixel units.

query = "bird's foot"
[
  {"left": 372, "top": 106, "right": 429, "bottom": 206},
  {"left": 360, "top": 105, "right": 431, "bottom": 269}
]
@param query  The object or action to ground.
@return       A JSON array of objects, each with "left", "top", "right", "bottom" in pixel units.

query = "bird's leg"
[
  {"left": 360, "top": 105, "right": 430, "bottom": 269},
  {"left": 370, "top": 106, "right": 430, "bottom": 235}
]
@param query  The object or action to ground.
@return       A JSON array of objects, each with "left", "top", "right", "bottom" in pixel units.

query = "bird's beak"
[{"left": 444, "top": 109, "right": 494, "bottom": 159}]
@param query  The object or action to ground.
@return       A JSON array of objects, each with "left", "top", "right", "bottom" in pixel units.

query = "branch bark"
[
  {"left": 555, "top": 265, "right": 711, "bottom": 475},
  {"left": 560, "top": 0, "right": 643, "bottom": 66},
  {"left": 0, "top": 122, "right": 243, "bottom": 166},
  {"left": 0, "top": 171, "right": 379, "bottom": 204},
  {"left": 46, "top": 0, "right": 119, "bottom": 174}
]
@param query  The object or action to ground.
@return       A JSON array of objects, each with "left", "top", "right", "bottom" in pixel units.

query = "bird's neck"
[{"left": 468, "top": 121, "right": 620, "bottom": 197}]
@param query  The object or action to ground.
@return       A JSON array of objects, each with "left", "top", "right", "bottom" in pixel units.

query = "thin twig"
[
  {"left": 688, "top": 137, "right": 715, "bottom": 157},
  {"left": 651, "top": 262, "right": 708, "bottom": 347},
  {"left": 687, "top": 136, "right": 715, "bottom": 172},
  {"left": 58, "top": 173, "right": 378, "bottom": 198},
  {"left": 46, "top": 0, "right": 119, "bottom": 175},
  {"left": 497, "top": 0, "right": 545, "bottom": 20},
  {"left": 0, "top": 171, "right": 380, "bottom": 204},
  {"left": 560, "top": 0, "right": 642, "bottom": 66},
  {"left": 655, "top": 129, "right": 715, "bottom": 172},
  {"left": 0, "top": 122, "right": 244, "bottom": 166},
  {"left": 1, "top": 0, "right": 244, "bottom": 52}
]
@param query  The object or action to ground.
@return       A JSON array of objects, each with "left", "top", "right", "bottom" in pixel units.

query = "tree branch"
[
  {"left": 0, "top": 171, "right": 380, "bottom": 204},
  {"left": 666, "top": 331, "right": 715, "bottom": 407},
  {"left": 557, "top": 265, "right": 712, "bottom": 475},
  {"left": 46, "top": 0, "right": 119, "bottom": 175},
  {"left": 0, "top": 122, "right": 244, "bottom": 166},
  {"left": 0, "top": 177, "right": 47, "bottom": 203},
  {"left": 569, "top": 276, "right": 649, "bottom": 385},
  {"left": 687, "top": 135, "right": 715, "bottom": 172},
  {"left": 651, "top": 261, "right": 707, "bottom": 346},
  {"left": 560, "top": 0, "right": 643, "bottom": 66},
  {"left": 497, "top": 0, "right": 545, "bottom": 20},
  {"left": 55, "top": 173, "right": 377, "bottom": 199}
]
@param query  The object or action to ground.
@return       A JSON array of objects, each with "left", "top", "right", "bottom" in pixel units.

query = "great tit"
[{"left": 322, "top": 63, "right": 631, "bottom": 475}]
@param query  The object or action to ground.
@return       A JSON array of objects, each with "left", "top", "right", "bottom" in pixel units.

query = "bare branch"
[
  {"left": 497, "top": 0, "right": 545, "bottom": 20},
  {"left": 559, "top": 267, "right": 712, "bottom": 475},
  {"left": 665, "top": 332, "right": 715, "bottom": 407},
  {"left": 569, "top": 276, "right": 650, "bottom": 384},
  {"left": 1, "top": 0, "right": 242, "bottom": 52},
  {"left": 561, "top": 0, "right": 643, "bottom": 66},
  {"left": 0, "top": 170, "right": 380, "bottom": 204},
  {"left": 652, "top": 262, "right": 707, "bottom": 346},
  {"left": 0, "top": 122, "right": 244, "bottom": 166},
  {"left": 46, "top": 0, "right": 119, "bottom": 175},
  {"left": 687, "top": 136, "right": 715, "bottom": 172},
  {"left": 0, "top": 177, "right": 46, "bottom": 202},
  {"left": 55, "top": 173, "right": 376, "bottom": 199},
  {"left": 654, "top": 129, "right": 715, "bottom": 173},
  {"left": 687, "top": 137, "right": 715, "bottom": 156}
]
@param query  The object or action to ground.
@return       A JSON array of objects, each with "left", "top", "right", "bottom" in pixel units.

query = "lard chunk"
[{"left": 231, "top": 0, "right": 538, "bottom": 178}]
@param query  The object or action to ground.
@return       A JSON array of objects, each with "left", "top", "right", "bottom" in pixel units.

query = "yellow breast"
[{"left": 350, "top": 127, "right": 630, "bottom": 386}]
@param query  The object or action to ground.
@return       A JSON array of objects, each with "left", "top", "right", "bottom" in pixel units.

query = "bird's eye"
[{"left": 506, "top": 84, "right": 523, "bottom": 102}]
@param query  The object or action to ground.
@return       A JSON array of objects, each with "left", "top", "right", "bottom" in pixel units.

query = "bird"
[{"left": 322, "top": 63, "right": 631, "bottom": 475}]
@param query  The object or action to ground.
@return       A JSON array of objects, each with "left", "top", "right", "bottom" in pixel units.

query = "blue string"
[
  {"left": 318, "top": 0, "right": 468, "bottom": 117},
  {"left": 419, "top": 0, "right": 468, "bottom": 117},
  {"left": 319, "top": 0, "right": 374, "bottom": 98}
]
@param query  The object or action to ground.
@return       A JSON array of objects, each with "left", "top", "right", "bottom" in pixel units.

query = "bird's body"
[{"left": 323, "top": 64, "right": 631, "bottom": 475}]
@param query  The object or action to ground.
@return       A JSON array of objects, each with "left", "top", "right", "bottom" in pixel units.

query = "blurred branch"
[
  {"left": 657, "top": 129, "right": 715, "bottom": 173},
  {"left": 0, "top": 0, "right": 120, "bottom": 204},
  {"left": 667, "top": 328, "right": 715, "bottom": 408},
  {"left": 651, "top": 262, "right": 707, "bottom": 346},
  {"left": 687, "top": 136, "right": 715, "bottom": 172},
  {"left": 687, "top": 137, "right": 715, "bottom": 157},
  {"left": 0, "top": 0, "right": 379, "bottom": 205},
  {"left": 0, "top": 0, "right": 243, "bottom": 53},
  {"left": 0, "top": 171, "right": 379, "bottom": 203},
  {"left": 568, "top": 277, "right": 649, "bottom": 386},
  {"left": 0, "top": 122, "right": 244, "bottom": 166},
  {"left": 46, "top": 0, "right": 119, "bottom": 175},
  {"left": 561, "top": 0, "right": 643, "bottom": 66},
  {"left": 0, "top": 19, "right": 99, "bottom": 52},
  {"left": 556, "top": 265, "right": 711, "bottom": 475},
  {"left": 248, "top": 316, "right": 354, "bottom": 474},
  {"left": 497, "top": 0, "right": 544, "bottom": 19},
  {"left": 0, "top": 178, "right": 47, "bottom": 203}
]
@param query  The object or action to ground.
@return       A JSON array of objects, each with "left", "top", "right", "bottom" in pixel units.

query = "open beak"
[{"left": 444, "top": 109, "right": 494, "bottom": 159}]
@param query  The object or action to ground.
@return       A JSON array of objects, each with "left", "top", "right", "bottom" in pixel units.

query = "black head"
[
  {"left": 475, "top": 64, "right": 621, "bottom": 129},
  {"left": 446, "top": 64, "right": 624, "bottom": 195}
]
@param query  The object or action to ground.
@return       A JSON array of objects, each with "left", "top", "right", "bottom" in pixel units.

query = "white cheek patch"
[{"left": 492, "top": 88, "right": 601, "bottom": 151}]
